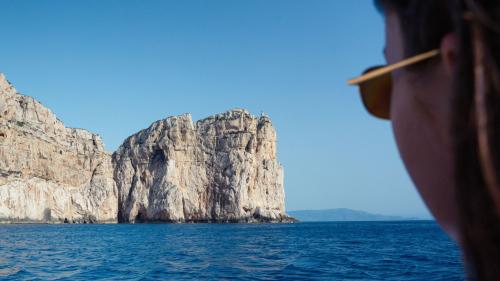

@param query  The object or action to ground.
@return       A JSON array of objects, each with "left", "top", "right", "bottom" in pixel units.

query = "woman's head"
[
  {"left": 379, "top": 0, "right": 460, "bottom": 240},
  {"left": 372, "top": 0, "right": 500, "bottom": 279}
]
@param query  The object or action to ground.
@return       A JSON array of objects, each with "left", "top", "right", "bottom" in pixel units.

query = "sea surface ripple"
[{"left": 0, "top": 221, "right": 465, "bottom": 280}]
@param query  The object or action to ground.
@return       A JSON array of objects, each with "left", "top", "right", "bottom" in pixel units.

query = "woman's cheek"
[{"left": 391, "top": 82, "right": 460, "bottom": 241}]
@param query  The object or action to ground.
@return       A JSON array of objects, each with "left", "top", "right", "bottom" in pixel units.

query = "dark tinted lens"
[{"left": 358, "top": 66, "right": 392, "bottom": 120}]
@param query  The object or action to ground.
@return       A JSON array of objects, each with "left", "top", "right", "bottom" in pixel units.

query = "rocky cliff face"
[
  {"left": 113, "top": 110, "right": 291, "bottom": 222},
  {"left": 0, "top": 73, "right": 291, "bottom": 223},
  {"left": 0, "top": 74, "right": 117, "bottom": 223}
]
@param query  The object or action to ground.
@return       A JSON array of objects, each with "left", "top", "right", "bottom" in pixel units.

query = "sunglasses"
[{"left": 347, "top": 49, "right": 440, "bottom": 120}]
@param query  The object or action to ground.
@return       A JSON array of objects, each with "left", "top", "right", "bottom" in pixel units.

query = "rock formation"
[
  {"left": 0, "top": 74, "right": 117, "bottom": 223},
  {"left": 0, "top": 72, "right": 292, "bottom": 223},
  {"left": 113, "top": 109, "right": 292, "bottom": 222}
]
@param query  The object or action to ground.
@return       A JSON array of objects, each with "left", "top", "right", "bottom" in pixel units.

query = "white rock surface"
[
  {"left": 0, "top": 73, "right": 117, "bottom": 223},
  {"left": 0, "top": 72, "right": 293, "bottom": 224},
  {"left": 113, "top": 109, "right": 293, "bottom": 222}
]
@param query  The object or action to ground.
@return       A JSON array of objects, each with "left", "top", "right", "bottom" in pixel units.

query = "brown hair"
[{"left": 375, "top": 0, "right": 500, "bottom": 280}]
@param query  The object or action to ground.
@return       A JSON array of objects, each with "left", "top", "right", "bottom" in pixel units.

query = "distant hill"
[{"left": 288, "top": 208, "right": 418, "bottom": 222}]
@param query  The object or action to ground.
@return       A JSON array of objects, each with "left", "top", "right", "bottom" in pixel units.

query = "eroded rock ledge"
[{"left": 0, "top": 73, "right": 293, "bottom": 223}]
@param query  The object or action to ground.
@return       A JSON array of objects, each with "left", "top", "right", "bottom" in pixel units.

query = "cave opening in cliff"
[{"left": 135, "top": 212, "right": 147, "bottom": 223}]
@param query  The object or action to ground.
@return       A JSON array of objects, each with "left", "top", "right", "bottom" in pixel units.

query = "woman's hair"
[{"left": 375, "top": 0, "right": 500, "bottom": 280}]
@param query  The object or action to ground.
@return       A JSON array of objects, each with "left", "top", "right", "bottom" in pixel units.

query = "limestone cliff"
[
  {"left": 113, "top": 109, "right": 292, "bottom": 222},
  {"left": 0, "top": 72, "right": 292, "bottom": 223},
  {"left": 0, "top": 74, "right": 117, "bottom": 223}
]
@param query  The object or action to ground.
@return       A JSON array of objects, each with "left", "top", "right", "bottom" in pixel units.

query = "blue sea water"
[{"left": 0, "top": 221, "right": 465, "bottom": 280}]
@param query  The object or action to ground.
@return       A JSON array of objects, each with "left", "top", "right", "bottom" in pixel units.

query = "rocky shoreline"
[{"left": 0, "top": 73, "right": 294, "bottom": 224}]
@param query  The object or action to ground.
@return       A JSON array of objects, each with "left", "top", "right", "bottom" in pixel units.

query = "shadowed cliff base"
[{"left": 120, "top": 214, "right": 297, "bottom": 224}]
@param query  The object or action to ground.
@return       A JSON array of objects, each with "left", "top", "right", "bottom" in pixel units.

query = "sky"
[{"left": 0, "top": 0, "right": 431, "bottom": 218}]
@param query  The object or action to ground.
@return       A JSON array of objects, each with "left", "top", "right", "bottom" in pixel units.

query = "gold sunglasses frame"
[{"left": 347, "top": 49, "right": 440, "bottom": 86}]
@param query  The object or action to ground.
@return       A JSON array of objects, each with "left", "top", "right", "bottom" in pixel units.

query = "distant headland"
[{"left": 288, "top": 208, "right": 427, "bottom": 222}]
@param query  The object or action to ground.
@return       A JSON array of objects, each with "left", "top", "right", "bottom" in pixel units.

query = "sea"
[{"left": 0, "top": 221, "right": 465, "bottom": 280}]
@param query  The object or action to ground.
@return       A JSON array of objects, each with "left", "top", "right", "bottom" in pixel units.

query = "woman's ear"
[{"left": 440, "top": 32, "right": 458, "bottom": 76}]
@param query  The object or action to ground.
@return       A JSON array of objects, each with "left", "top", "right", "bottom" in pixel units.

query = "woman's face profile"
[{"left": 384, "top": 11, "right": 461, "bottom": 241}]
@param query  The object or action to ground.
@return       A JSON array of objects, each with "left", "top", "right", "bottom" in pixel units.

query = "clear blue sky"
[{"left": 0, "top": 0, "right": 430, "bottom": 218}]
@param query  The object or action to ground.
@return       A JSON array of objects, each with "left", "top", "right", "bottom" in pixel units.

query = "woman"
[{"left": 348, "top": 0, "right": 500, "bottom": 280}]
